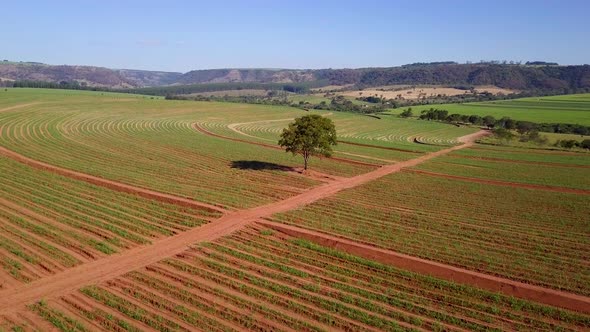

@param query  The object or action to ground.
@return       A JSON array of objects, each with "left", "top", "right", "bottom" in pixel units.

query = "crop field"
[
  {"left": 0, "top": 88, "right": 589, "bottom": 330},
  {"left": 270, "top": 169, "right": 590, "bottom": 296},
  {"left": 414, "top": 147, "right": 590, "bottom": 189},
  {"left": 201, "top": 111, "right": 477, "bottom": 153},
  {"left": 0, "top": 89, "right": 378, "bottom": 209},
  {"left": 461, "top": 144, "right": 590, "bottom": 165},
  {"left": 0, "top": 89, "right": 476, "bottom": 208},
  {"left": 0, "top": 155, "right": 219, "bottom": 287},
  {"left": 2, "top": 225, "right": 589, "bottom": 332},
  {"left": 408, "top": 93, "right": 590, "bottom": 125}
]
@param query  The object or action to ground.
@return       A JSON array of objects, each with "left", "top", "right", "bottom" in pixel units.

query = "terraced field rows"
[
  {"left": 219, "top": 113, "right": 477, "bottom": 148},
  {"left": 270, "top": 171, "right": 590, "bottom": 296},
  {"left": 453, "top": 145, "right": 590, "bottom": 165},
  {"left": 1, "top": 89, "right": 588, "bottom": 330},
  {"left": 0, "top": 98, "right": 356, "bottom": 209},
  {"left": 411, "top": 93, "right": 590, "bottom": 125},
  {"left": 417, "top": 149, "right": 590, "bottom": 190},
  {"left": 0, "top": 156, "right": 219, "bottom": 287},
  {"left": 198, "top": 113, "right": 479, "bottom": 165},
  {"left": 3, "top": 225, "right": 588, "bottom": 332},
  {"left": 0, "top": 89, "right": 477, "bottom": 210}
]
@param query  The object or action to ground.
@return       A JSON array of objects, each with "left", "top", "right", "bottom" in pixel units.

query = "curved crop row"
[{"left": 0, "top": 94, "right": 376, "bottom": 209}]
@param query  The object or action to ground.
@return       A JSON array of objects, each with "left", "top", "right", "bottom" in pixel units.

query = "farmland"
[
  {"left": 0, "top": 155, "right": 219, "bottom": 286},
  {"left": 0, "top": 89, "right": 374, "bottom": 209},
  {"left": 407, "top": 93, "right": 590, "bottom": 125},
  {"left": 0, "top": 88, "right": 589, "bottom": 330},
  {"left": 199, "top": 109, "right": 477, "bottom": 159},
  {"left": 270, "top": 150, "right": 590, "bottom": 296},
  {"left": 2, "top": 225, "right": 589, "bottom": 331}
]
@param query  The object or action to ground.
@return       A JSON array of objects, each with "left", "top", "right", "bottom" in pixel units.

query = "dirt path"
[
  {"left": 451, "top": 154, "right": 590, "bottom": 168},
  {"left": 257, "top": 220, "right": 590, "bottom": 314},
  {"left": 226, "top": 112, "right": 334, "bottom": 142},
  {"left": 227, "top": 118, "right": 292, "bottom": 142},
  {"left": 0, "top": 146, "right": 225, "bottom": 214},
  {"left": 337, "top": 140, "right": 422, "bottom": 153},
  {"left": 193, "top": 123, "right": 380, "bottom": 167},
  {"left": 226, "top": 118, "right": 425, "bottom": 156},
  {"left": 0, "top": 130, "right": 487, "bottom": 314},
  {"left": 406, "top": 169, "right": 590, "bottom": 195}
]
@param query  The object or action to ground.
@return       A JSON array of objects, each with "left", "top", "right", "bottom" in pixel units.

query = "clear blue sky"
[{"left": 2, "top": 0, "right": 589, "bottom": 72}]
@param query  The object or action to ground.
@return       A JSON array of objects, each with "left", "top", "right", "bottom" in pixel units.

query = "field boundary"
[
  {"left": 0, "top": 130, "right": 487, "bottom": 314},
  {"left": 193, "top": 123, "right": 381, "bottom": 167},
  {"left": 405, "top": 169, "right": 590, "bottom": 194},
  {"left": 257, "top": 220, "right": 590, "bottom": 314},
  {"left": 337, "top": 140, "right": 423, "bottom": 153},
  {"left": 450, "top": 154, "right": 590, "bottom": 168},
  {"left": 0, "top": 146, "right": 226, "bottom": 213}
]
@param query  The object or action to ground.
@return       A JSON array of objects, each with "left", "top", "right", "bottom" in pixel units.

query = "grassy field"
[
  {"left": 3, "top": 225, "right": 588, "bottom": 331},
  {"left": 403, "top": 93, "right": 590, "bottom": 125}
]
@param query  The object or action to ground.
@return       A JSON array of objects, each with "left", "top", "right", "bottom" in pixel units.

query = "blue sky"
[{"left": 2, "top": 0, "right": 589, "bottom": 72}]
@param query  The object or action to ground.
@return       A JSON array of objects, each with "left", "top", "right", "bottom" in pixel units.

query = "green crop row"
[{"left": 270, "top": 171, "right": 590, "bottom": 296}]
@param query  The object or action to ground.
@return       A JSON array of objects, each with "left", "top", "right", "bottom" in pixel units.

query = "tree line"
[
  {"left": 10, "top": 80, "right": 95, "bottom": 90},
  {"left": 128, "top": 81, "right": 328, "bottom": 96}
]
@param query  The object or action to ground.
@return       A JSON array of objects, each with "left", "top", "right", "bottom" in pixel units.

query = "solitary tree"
[{"left": 278, "top": 114, "right": 337, "bottom": 170}]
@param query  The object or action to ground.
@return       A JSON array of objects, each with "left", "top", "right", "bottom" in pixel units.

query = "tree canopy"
[{"left": 278, "top": 114, "right": 337, "bottom": 170}]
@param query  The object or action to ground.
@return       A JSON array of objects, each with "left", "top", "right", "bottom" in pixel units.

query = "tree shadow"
[{"left": 230, "top": 160, "right": 296, "bottom": 172}]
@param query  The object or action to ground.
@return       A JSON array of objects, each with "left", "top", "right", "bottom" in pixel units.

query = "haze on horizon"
[{"left": 2, "top": 0, "right": 589, "bottom": 72}]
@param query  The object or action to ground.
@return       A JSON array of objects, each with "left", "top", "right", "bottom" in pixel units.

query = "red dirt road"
[
  {"left": 0, "top": 130, "right": 487, "bottom": 314},
  {"left": 451, "top": 154, "right": 590, "bottom": 168},
  {"left": 193, "top": 123, "right": 381, "bottom": 167},
  {"left": 0, "top": 146, "right": 225, "bottom": 214},
  {"left": 258, "top": 221, "right": 590, "bottom": 314}
]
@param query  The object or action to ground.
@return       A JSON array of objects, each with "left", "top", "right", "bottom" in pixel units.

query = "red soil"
[
  {"left": 3, "top": 127, "right": 590, "bottom": 318},
  {"left": 336, "top": 140, "right": 422, "bottom": 154},
  {"left": 193, "top": 123, "right": 380, "bottom": 167},
  {"left": 451, "top": 154, "right": 590, "bottom": 168},
  {"left": 0, "top": 130, "right": 486, "bottom": 315},
  {"left": 0, "top": 146, "right": 225, "bottom": 214},
  {"left": 470, "top": 145, "right": 583, "bottom": 156},
  {"left": 256, "top": 220, "right": 590, "bottom": 314},
  {"left": 406, "top": 169, "right": 590, "bottom": 195}
]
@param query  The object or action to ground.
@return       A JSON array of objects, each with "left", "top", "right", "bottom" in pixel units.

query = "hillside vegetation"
[{"left": 2, "top": 61, "right": 589, "bottom": 92}]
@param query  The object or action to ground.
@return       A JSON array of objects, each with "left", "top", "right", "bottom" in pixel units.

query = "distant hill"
[
  {"left": 176, "top": 68, "right": 316, "bottom": 85},
  {"left": 1, "top": 60, "right": 589, "bottom": 92},
  {"left": 314, "top": 63, "right": 590, "bottom": 91},
  {"left": 115, "top": 69, "right": 182, "bottom": 87},
  {"left": 0, "top": 62, "right": 137, "bottom": 88},
  {"left": 0, "top": 61, "right": 181, "bottom": 88}
]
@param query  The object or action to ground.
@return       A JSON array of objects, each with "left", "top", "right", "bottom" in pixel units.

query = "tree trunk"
[{"left": 303, "top": 151, "right": 309, "bottom": 170}]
